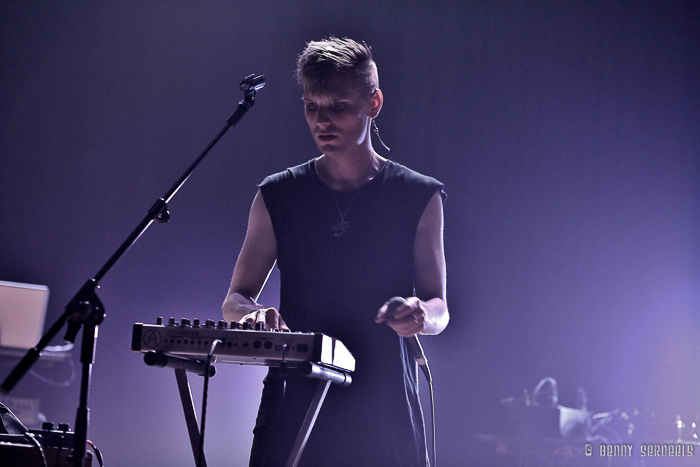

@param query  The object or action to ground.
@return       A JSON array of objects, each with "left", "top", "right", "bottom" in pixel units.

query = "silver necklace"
[
  {"left": 331, "top": 190, "right": 360, "bottom": 236},
  {"left": 321, "top": 156, "right": 376, "bottom": 237}
]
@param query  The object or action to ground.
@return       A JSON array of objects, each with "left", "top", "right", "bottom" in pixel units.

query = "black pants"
[
  {"left": 248, "top": 367, "right": 429, "bottom": 467},
  {"left": 249, "top": 367, "right": 320, "bottom": 467}
]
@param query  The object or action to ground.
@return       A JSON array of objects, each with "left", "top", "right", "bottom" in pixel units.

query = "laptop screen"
[{"left": 0, "top": 280, "right": 49, "bottom": 350}]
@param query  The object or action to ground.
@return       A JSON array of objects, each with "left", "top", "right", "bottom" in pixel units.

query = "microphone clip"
[{"left": 240, "top": 74, "right": 266, "bottom": 100}]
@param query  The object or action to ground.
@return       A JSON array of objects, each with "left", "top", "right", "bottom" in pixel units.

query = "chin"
[{"left": 318, "top": 142, "right": 341, "bottom": 154}]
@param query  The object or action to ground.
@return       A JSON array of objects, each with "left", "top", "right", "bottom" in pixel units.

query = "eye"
[
  {"left": 305, "top": 102, "right": 318, "bottom": 112},
  {"left": 331, "top": 102, "right": 348, "bottom": 111}
]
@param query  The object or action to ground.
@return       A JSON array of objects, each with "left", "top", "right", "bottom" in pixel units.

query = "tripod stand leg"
[
  {"left": 285, "top": 379, "right": 331, "bottom": 467},
  {"left": 175, "top": 368, "right": 207, "bottom": 467}
]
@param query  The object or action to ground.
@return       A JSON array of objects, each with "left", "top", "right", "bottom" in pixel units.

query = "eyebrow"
[{"left": 302, "top": 95, "right": 353, "bottom": 104}]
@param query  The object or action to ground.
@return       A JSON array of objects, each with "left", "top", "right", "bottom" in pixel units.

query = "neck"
[{"left": 317, "top": 150, "right": 385, "bottom": 192}]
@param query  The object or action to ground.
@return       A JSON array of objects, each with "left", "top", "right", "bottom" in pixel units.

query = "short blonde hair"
[{"left": 296, "top": 36, "right": 378, "bottom": 95}]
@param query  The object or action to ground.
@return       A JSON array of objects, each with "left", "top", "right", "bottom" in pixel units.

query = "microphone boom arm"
[{"left": 1, "top": 74, "right": 265, "bottom": 467}]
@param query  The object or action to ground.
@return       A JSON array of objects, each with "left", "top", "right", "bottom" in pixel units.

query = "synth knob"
[
  {"left": 255, "top": 322, "right": 265, "bottom": 331},
  {"left": 42, "top": 422, "right": 54, "bottom": 431},
  {"left": 156, "top": 317, "right": 164, "bottom": 325},
  {"left": 205, "top": 319, "right": 215, "bottom": 328},
  {"left": 168, "top": 317, "right": 178, "bottom": 326},
  {"left": 242, "top": 322, "right": 253, "bottom": 330},
  {"left": 230, "top": 321, "right": 241, "bottom": 329},
  {"left": 217, "top": 320, "right": 228, "bottom": 329},
  {"left": 181, "top": 318, "right": 191, "bottom": 327},
  {"left": 193, "top": 319, "right": 201, "bottom": 327},
  {"left": 58, "top": 423, "right": 70, "bottom": 432}
]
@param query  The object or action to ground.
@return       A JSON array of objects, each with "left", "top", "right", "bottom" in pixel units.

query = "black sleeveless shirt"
[{"left": 256, "top": 158, "right": 444, "bottom": 466}]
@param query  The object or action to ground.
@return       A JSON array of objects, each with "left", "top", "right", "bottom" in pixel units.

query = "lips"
[{"left": 317, "top": 133, "right": 337, "bottom": 142}]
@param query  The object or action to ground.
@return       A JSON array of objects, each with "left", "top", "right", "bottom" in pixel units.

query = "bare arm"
[
  {"left": 376, "top": 191, "right": 449, "bottom": 336},
  {"left": 222, "top": 190, "right": 288, "bottom": 330}
]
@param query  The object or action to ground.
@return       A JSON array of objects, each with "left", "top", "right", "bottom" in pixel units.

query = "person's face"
[{"left": 302, "top": 74, "right": 381, "bottom": 156}]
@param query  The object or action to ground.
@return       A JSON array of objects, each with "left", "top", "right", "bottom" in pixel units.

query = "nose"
[{"left": 315, "top": 107, "right": 331, "bottom": 127}]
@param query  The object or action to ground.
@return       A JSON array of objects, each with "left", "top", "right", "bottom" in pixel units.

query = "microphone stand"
[{"left": 1, "top": 74, "right": 265, "bottom": 467}]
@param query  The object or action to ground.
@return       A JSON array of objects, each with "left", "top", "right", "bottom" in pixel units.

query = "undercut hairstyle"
[{"left": 295, "top": 37, "right": 379, "bottom": 95}]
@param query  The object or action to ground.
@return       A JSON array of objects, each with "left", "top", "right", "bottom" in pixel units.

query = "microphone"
[
  {"left": 240, "top": 74, "right": 265, "bottom": 94},
  {"left": 385, "top": 297, "right": 428, "bottom": 368}
]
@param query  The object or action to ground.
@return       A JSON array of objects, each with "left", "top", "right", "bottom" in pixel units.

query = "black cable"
[
  {"left": 24, "top": 432, "right": 47, "bottom": 467},
  {"left": 260, "top": 344, "right": 289, "bottom": 467},
  {"left": 87, "top": 440, "right": 104, "bottom": 467},
  {"left": 424, "top": 364, "right": 436, "bottom": 467},
  {"left": 280, "top": 344, "right": 289, "bottom": 401},
  {"left": 417, "top": 358, "right": 437, "bottom": 467}
]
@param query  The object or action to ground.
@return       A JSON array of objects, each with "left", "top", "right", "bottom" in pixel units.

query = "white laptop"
[{"left": 0, "top": 280, "right": 49, "bottom": 353}]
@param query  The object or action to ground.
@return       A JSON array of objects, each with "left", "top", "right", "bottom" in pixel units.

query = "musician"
[{"left": 223, "top": 37, "right": 448, "bottom": 466}]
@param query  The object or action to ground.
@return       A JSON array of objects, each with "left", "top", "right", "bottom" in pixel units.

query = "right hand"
[
  {"left": 375, "top": 297, "right": 425, "bottom": 338},
  {"left": 239, "top": 307, "right": 290, "bottom": 331}
]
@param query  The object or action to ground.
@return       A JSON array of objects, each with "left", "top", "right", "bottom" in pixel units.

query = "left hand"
[{"left": 375, "top": 296, "right": 425, "bottom": 338}]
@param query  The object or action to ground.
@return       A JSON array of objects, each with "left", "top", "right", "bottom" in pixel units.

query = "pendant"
[{"left": 332, "top": 220, "right": 350, "bottom": 236}]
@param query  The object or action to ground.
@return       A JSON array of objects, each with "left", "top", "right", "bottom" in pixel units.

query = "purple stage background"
[{"left": 1, "top": 1, "right": 698, "bottom": 465}]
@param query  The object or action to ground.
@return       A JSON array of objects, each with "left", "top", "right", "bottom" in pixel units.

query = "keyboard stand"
[
  {"left": 174, "top": 367, "right": 208, "bottom": 467},
  {"left": 163, "top": 358, "right": 352, "bottom": 467},
  {"left": 285, "top": 361, "right": 352, "bottom": 467},
  {"left": 285, "top": 379, "right": 331, "bottom": 467}
]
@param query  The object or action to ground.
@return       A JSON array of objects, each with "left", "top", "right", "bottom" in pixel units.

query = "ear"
[{"left": 368, "top": 89, "right": 383, "bottom": 118}]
